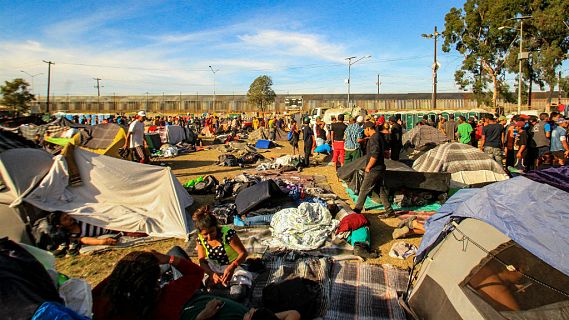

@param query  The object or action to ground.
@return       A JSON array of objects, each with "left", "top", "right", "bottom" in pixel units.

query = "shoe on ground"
[
  {"left": 397, "top": 216, "right": 417, "bottom": 229},
  {"left": 377, "top": 210, "right": 396, "bottom": 219},
  {"left": 66, "top": 242, "right": 80, "bottom": 257},
  {"left": 392, "top": 226, "right": 410, "bottom": 240},
  {"left": 353, "top": 243, "right": 380, "bottom": 260},
  {"left": 52, "top": 243, "right": 68, "bottom": 258}
]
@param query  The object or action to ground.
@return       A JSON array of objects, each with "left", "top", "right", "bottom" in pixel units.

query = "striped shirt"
[
  {"left": 71, "top": 221, "right": 113, "bottom": 238},
  {"left": 344, "top": 123, "right": 364, "bottom": 151}
]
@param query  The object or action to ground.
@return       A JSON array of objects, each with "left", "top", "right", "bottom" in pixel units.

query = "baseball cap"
[
  {"left": 498, "top": 115, "right": 506, "bottom": 121},
  {"left": 514, "top": 121, "right": 526, "bottom": 127},
  {"left": 363, "top": 121, "right": 375, "bottom": 129},
  {"left": 138, "top": 110, "right": 147, "bottom": 117},
  {"left": 519, "top": 114, "right": 530, "bottom": 120},
  {"left": 356, "top": 115, "right": 364, "bottom": 123}
]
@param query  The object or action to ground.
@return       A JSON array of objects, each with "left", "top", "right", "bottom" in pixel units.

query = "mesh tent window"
[{"left": 460, "top": 241, "right": 569, "bottom": 319}]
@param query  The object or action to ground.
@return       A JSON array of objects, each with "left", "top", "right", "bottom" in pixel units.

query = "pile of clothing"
[
  {"left": 217, "top": 152, "right": 264, "bottom": 167},
  {"left": 184, "top": 175, "right": 219, "bottom": 195},
  {"left": 256, "top": 155, "right": 303, "bottom": 172},
  {"left": 268, "top": 202, "right": 339, "bottom": 251},
  {"left": 392, "top": 189, "right": 443, "bottom": 207}
]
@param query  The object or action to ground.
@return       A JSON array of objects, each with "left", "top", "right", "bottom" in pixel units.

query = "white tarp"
[{"left": 24, "top": 148, "right": 193, "bottom": 238}]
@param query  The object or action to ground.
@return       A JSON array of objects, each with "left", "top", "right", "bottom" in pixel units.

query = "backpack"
[
  {"left": 191, "top": 175, "right": 219, "bottom": 195},
  {"left": 287, "top": 131, "right": 293, "bottom": 141}
]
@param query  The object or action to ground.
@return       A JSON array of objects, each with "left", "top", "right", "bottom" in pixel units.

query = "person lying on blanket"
[
  {"left": 193, "top": 205, "right": 252, "bottom": 301},
  {"left": 49, "top": 211, "right": 147, "bottom": 257},
  {"left": 92, "top": 250, "right": 301, "bottom": 320}
]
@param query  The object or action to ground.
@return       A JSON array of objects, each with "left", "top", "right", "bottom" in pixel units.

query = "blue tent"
[{"left": 417, "top": 167, "right": 569, "bottom": 277}]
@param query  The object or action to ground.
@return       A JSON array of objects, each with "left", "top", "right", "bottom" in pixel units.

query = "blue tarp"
[{"left": 416, "top": 174, "right": 569, "bottom": 276}]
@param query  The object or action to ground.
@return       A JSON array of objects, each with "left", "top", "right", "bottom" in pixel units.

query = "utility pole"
[
  {"left": 145, "top": 92, "right": 149, "bottom": 111},
  {"left": 421, "top": 26, "right": 440, "bottom": 109},
  {"left": 93, "top": 77, "right": 102, "bottom": 112},
  {"left": 42, "top": 60, "right": 55, "bottom": 113},
  {"left": 209, "top": 66, "right": 219, "bottom": 112},
  {"left": 376, "top": 74, "right": 381, "bottom": 110}
]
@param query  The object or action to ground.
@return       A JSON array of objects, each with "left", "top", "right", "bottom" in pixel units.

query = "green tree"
[
  {"left": 247, "top": 75, "right": 276, "bottom": 112},
  {"left": 0, "top": 78, "right": 35, "bottom": 116},
  {"left": 442, "top": 0, "right": 519, "bottom": 108},
  {"left": 529, "top": 0, "right": 569, "bottom": 102}
]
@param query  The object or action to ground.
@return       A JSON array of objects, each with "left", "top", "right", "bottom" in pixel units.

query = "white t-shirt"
[{"left": 128, "top": 120, "right": 145, "bottom": 148}]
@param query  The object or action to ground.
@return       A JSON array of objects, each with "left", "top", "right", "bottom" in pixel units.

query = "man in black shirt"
[
  {"left": 331, "top": 114, "right": 348, "bottom": 168},
  {"left": 353, "top": 122, "right": 394, "bottom": 217},
  {"left": 388, "top": 117, "right": 403, "bottom": 160},
  {"left": 301, "top": 118, "right": 314, "bottom": 167}
]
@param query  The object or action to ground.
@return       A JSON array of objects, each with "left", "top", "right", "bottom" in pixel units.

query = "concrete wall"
[{"left": 35, "top": 93, "right": 568, "bottom": 114}]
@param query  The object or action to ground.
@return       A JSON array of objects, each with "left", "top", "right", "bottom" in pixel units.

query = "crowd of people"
[{"left": 435, "top": 112, "right": 569, "bottom": 171}]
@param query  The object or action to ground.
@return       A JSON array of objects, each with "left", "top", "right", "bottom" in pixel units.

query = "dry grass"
[{"left": 56, "top": 140, "right": 420, "bottom": 287}]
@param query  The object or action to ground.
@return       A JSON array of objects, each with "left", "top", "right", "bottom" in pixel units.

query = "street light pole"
[
  {"left": 20, "top": 71, "right": 43, "bottom": 95},
  {"left": 345, "top": 55, "right": 371, "bottom": 110},
  {"left": 517, "top": 20, "right": 524, "bottom": 114},
  {"left": 500, "top": 16, "right": 531, "bottom": 114},
  {"left": 422, "top": 26, "right": 440, "bottom": 109},
  {"left": 209, "top": 66, "right": 219, "bottom": 111}
]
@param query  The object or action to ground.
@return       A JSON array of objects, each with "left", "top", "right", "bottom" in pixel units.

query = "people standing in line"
[
  {"left": 550, "top": 117, "right": 569, "bottom": 165},
  {"left": 388, "top": 116, "right": 403, "bottom": 161},
  {"left": 353, "top": 122, "right": 394, "bottom": 218},
  {"left": 480, "top": 114, "right": 504, "bottom": 165},
  {"left": 301, "top": 118, "right": 314, "bottom": 167},
  {"left": 457, "top": 116, "right": 473, "bottom": 145},
  {"left": 330, "top": 114, "right": 347, "bottom": 168},
  {"left": 444, "top": 114, "right": 458, "bottom": 142},
  {"left": 124, "top": 110, "right": 149, "bottom": 164},
  {"left": 289, "top": 119, "right": 300, "bottom": 155},
  {"left": 343, "top": 116, "right": 365, "bottom": 165}
]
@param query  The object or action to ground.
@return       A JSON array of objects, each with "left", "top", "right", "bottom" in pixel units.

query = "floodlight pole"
[
  {"left": 345, "top": 55, "right": 371, "bottom": 110},
  {"left": 209, "top": 66, "right": 219, "bottom": 111}
]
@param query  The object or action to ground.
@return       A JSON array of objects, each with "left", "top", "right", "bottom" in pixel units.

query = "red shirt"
[{"left": 92, "top": 259, "right": 205, "bottom": 320}]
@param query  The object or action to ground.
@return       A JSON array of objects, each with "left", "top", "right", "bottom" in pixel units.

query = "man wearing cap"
[
  {"left": 124, "top": 111, "right": 148, "bottom": 164},
  {"left": 353, "top": 122, "right": 394, "bottom": 217},
  {"left": 550, "top": 118, "right": 569, "bottom": 165},
  {"left": 480, "top": 114, "right": 504, "bottom": 165},
  {"left": 388, "top": 116, "right": 403, "bottom": 160},
  {"left": 344, "top": 116, "right": 365, "bottom": 164}
]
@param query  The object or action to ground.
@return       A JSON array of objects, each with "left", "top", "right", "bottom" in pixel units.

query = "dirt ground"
[{"left": 56, "top": 140, "right": 421, "bottom": 287}]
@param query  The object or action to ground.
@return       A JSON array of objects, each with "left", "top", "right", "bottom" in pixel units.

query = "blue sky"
[{"left": 1, "top": 0, "right": 478, "bottom": 96}]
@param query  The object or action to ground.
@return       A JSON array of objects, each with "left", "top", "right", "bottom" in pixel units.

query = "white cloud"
[{"left": 239, "top": 30, "right": 346, "bottom": 62}]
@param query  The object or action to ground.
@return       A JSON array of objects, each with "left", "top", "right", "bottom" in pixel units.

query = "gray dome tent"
[{"left": 402, "top": 168, "right": 569, "bottom": 319}]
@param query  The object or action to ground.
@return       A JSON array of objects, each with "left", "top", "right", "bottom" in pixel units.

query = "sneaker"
[
  {"left": 66, "top": 242, "right": 80, "bottom": 257},
  {"left": 353, "top": 243, "right": 379, "bottom": 260},
  {"left": 52, "top": 243, "right": 68, "bottom": 258},
  {"left": 392, "top": 226, "right": 411, "bottom": 240},
  {"left": 377, "top": 210, "right": 396, "bottom": 219}
]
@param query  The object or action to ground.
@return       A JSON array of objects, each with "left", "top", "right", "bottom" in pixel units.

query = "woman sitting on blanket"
[
  {"left": 49, "top": 211, "right": 146, "bottom": 257},
  {"left": 92, "top": 250, "right": 300, "bottom": 320},
  {"left": 193, "top": 205, "right": 252, "bottom": 301}
]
